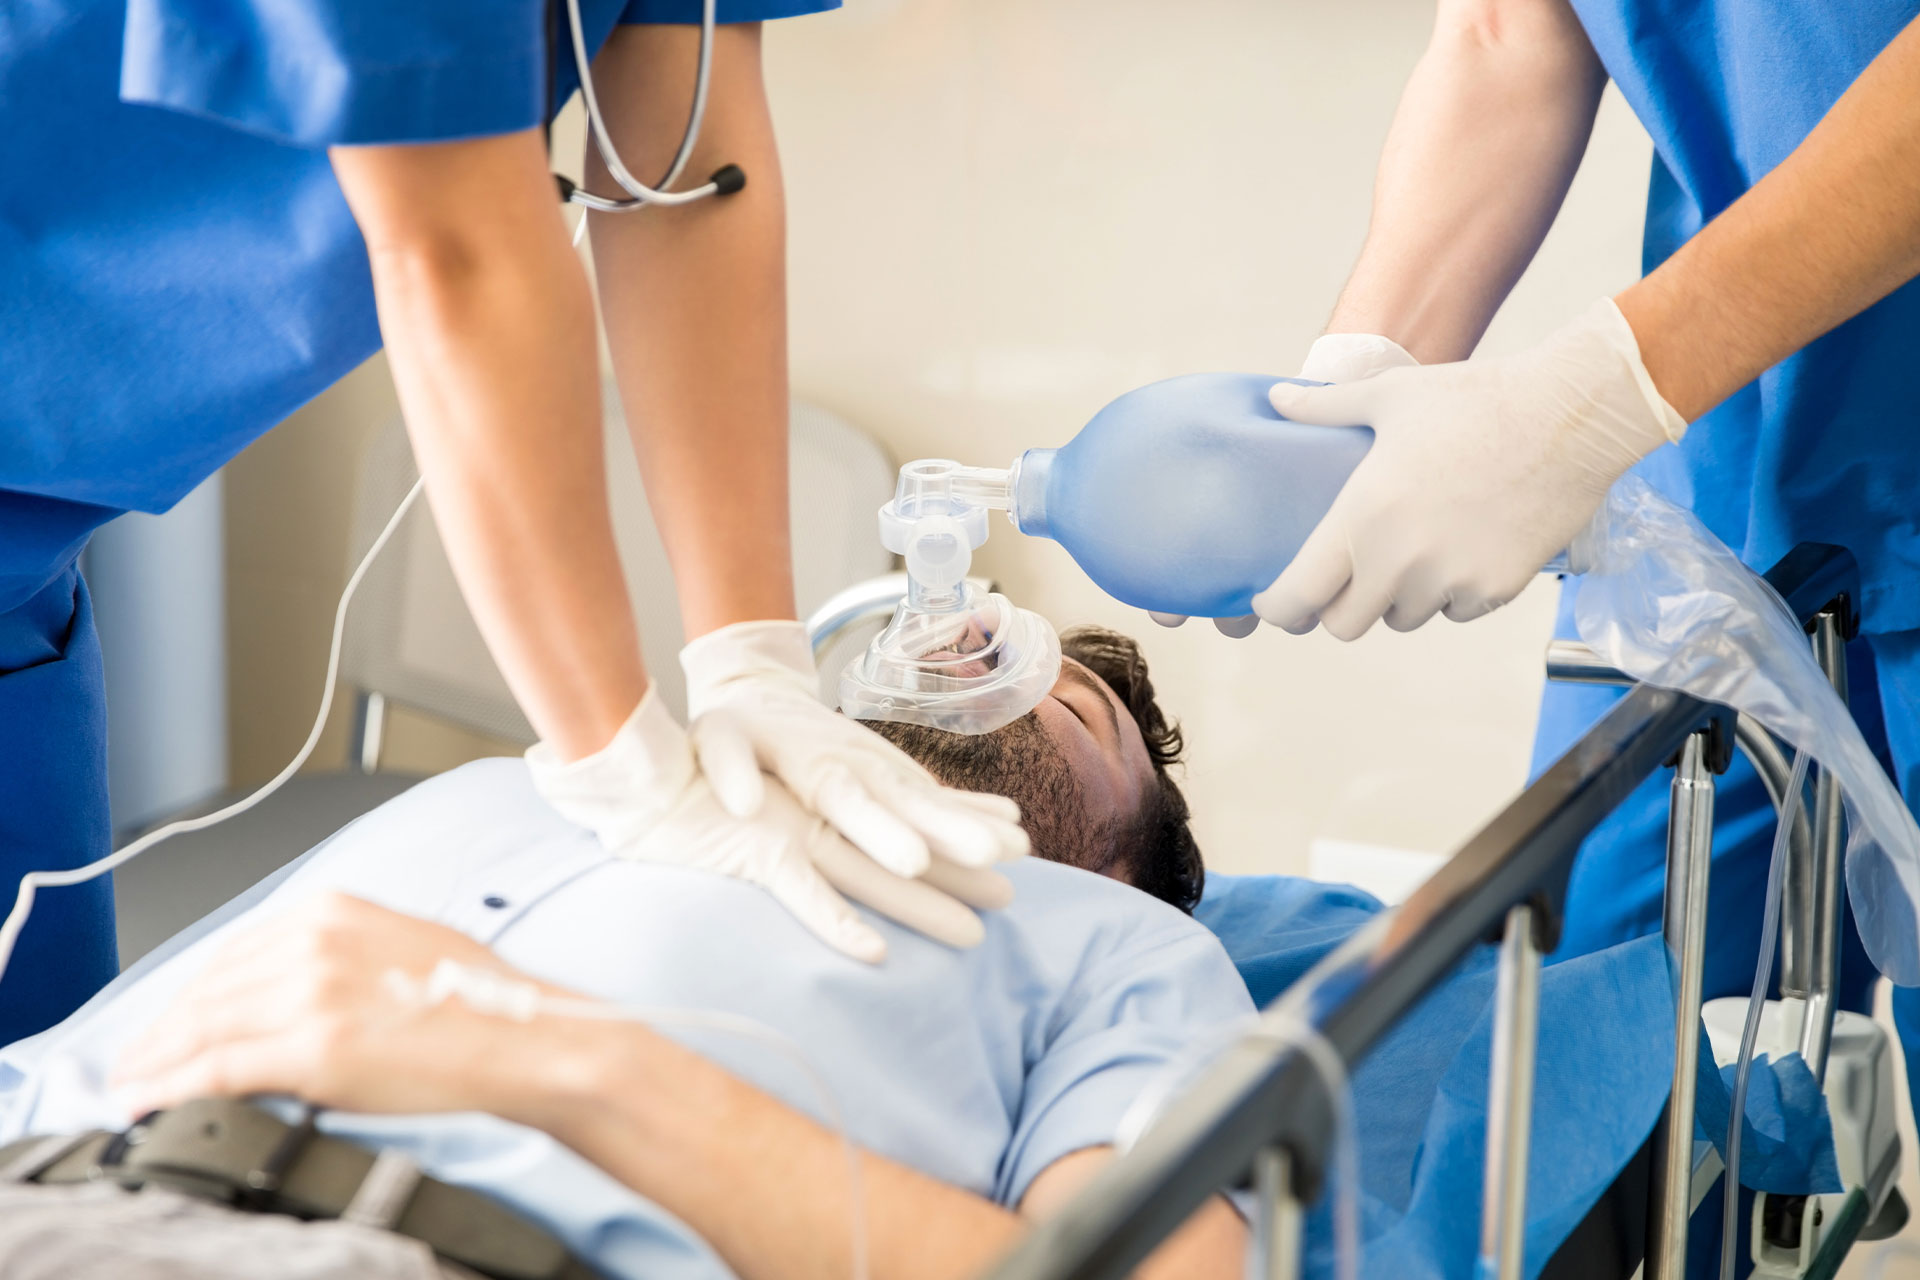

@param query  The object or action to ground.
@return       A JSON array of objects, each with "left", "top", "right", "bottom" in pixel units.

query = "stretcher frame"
[{"left": 958, "top": 543, "right": 1882, "bottom": 1280}]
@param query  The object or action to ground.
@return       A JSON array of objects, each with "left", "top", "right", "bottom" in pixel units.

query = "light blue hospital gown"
[{"left": 0, "top": 759, "right": 1255, "bottom": 1279}]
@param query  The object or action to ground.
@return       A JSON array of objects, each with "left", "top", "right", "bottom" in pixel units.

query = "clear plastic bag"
[{"left": 1569, "top": 476, "right": 1920, "bottom": 986}]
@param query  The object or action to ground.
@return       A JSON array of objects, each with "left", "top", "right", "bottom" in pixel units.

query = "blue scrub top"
[
  {"left": 1570, "top": 0, "right": 1920, "bottom": 633},
  {"left": 0, "top": 0, "right": 836, "bottom": 615}
]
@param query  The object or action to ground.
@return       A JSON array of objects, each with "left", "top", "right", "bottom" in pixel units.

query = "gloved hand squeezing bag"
[
  {"left": 1149, "top": 332, "right": 1421, "bottom": 638},
  {"left": 1252, "top": 300, "right": 1687, "bottom": 639}
]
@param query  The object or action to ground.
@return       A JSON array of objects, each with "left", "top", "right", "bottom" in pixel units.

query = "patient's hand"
[{"left": 112, "top": 894, "right": 571, "bottom": 1120}]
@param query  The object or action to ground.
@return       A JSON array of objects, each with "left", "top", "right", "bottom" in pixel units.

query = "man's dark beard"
[{"left": 867, "top": 715, "right": 1117, "bottom": 876}]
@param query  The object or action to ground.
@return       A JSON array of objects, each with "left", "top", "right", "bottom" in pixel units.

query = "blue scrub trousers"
[{"left": 0, "top": 569, "right": 118, "bottom": 1045}]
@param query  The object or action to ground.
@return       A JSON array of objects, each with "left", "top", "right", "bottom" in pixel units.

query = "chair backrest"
[{"left": 342, "top": 384, "right": 897, "bottom": 746}]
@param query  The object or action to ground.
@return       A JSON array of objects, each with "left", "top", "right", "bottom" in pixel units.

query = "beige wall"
[
  {"left": 225, "top": 354, "right": 516, "bottom": 784},
  {"left": 228, "top": 0, "right": 1654, "bottom": 878}
]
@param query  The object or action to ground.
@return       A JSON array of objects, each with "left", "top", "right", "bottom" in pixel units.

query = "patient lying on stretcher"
[{"left": 0, "top": 627, "right": 1256, "bottom": 1280}]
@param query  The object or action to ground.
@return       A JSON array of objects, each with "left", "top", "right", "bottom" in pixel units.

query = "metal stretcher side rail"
[{"left": 974, "top": 542, "right": 1865, "bottom": 1280}]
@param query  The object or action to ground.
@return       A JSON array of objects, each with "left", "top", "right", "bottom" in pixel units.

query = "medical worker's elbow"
[
  {"left": 332, "top": 133, "right": 577, "bottom": 323},
  {"left": 363, "top": 229, "right": 491, "bottom": 308},
  {"left": 363, "top": 216, "right": 585, "bottom": 354},
  {"left": 1431, "top": 0, "right": 1600, "bottom": 79}
]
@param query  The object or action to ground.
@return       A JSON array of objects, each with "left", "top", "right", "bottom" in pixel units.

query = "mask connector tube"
[{"left": 875, "top": 458, "right": 1017, "bottom": 612}]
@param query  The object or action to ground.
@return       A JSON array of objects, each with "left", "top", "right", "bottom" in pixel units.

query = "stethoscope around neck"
[{"left": 549, "top": 0, "right": 746, "bottom": 214}]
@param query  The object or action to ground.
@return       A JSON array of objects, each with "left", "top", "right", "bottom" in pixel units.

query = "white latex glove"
[
  {"left": 1253, "top": 299, "right": 1686, "bottom": 639},
  {"left": 682, "top": 620, "right": 1031, "bottom": 876},
  {"left": 1295, "top": 332, "right": 1421, "bottom": 385},
  {"left": 528, "top": 688, "right": 1016, "bottom": 962},
  {"left": 1149, "top": 332, "right": 1420, "bottom": 638}
]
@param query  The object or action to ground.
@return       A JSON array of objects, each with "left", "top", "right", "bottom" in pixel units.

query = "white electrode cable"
[
  {"left": 0, "top": 477, "right": 427, "bottom": 987},
  {"left": 1720, "top": 748, "right": 1812, "bottom": 1280},
  {"left": 388, "top": 959, "right": 870, "bottom": 1280}
]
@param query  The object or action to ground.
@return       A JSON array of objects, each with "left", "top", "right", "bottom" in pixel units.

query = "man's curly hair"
[{"left": 1057, "top": 626, "right": 1203, "bottom": 912}]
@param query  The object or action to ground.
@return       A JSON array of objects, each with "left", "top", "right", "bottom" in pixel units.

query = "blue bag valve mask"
[
  {"left": 1009, "top": 373, "right": 1372, "bottom": 619},
  {"left": 852, "top": 385, "right": 1920, "bottom": 984},
  {"left": 846, "top": 373, "right": 1374, "bottom": 641}
]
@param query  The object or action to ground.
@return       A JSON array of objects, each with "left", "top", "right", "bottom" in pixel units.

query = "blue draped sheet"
[{"left": 1195, "top": 874, "right": 1838, "bottom": 1279}]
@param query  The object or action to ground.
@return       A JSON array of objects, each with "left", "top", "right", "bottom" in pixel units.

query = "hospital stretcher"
[{"left": 945, "top": 544, "right": 1906, "bottom": 1280}]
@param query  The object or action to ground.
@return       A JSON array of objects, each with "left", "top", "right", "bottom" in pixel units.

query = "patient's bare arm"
[
  {"left": 536, "top": 1022, "right": 1244, "bottom": 1280},
  {"left": 113, "top": 895, "right": 1243, "bottom": 1280}
]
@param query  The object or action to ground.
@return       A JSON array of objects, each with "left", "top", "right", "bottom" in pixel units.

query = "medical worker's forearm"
[
  {"left": 518, "top": 1023, "right": 1242, "bottom": 1280},
  {"left": 1323, "top": 0, "right": 1608, "bottom": 362},
  {"left": 586, "top": 24, "right": 797, "bottom": 638},
  {"left": 332, "top": 135, "right": 647, "bottom": 761},
  {"left": 1615, "top": 15, "right": 1920, "bottom": 422}
]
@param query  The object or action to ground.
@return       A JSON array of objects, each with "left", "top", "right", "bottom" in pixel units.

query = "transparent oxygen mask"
[{"left": 838, "top": 459, "right": 1061, "bottom": 736}]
